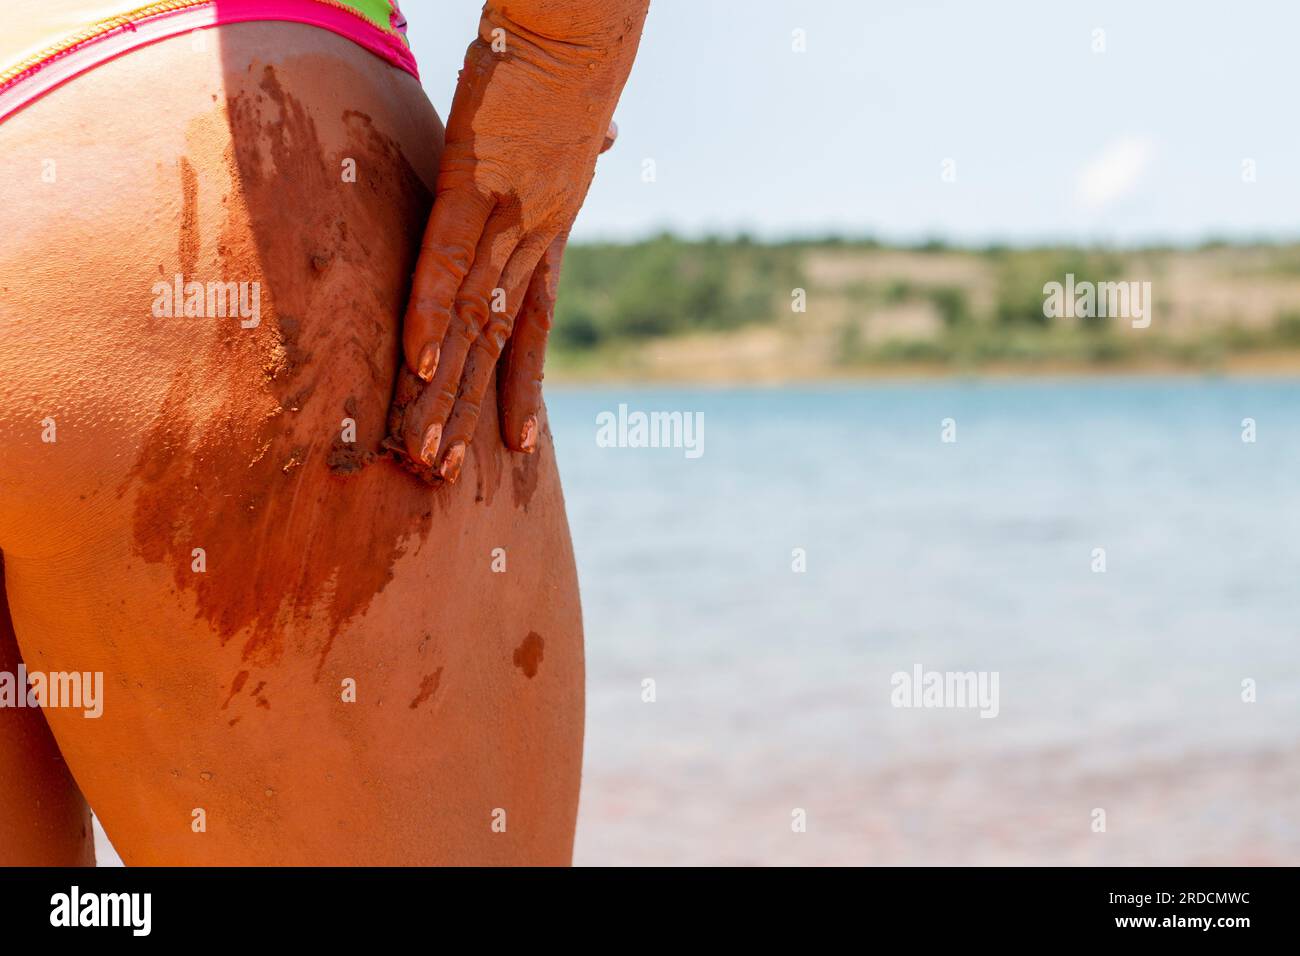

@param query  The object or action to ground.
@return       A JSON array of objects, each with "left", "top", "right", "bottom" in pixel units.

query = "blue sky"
[{"left": 405, "top": 0, "right": 1300, "bottom": 245}]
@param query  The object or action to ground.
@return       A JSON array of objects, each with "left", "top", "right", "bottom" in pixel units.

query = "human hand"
[{"left": 392, "top": 1, "right": 647, "bottom": 483}]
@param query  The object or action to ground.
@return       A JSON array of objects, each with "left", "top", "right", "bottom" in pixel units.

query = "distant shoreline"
[
  {"left": 548, "top": 238, "right": 1300, "bottom": 386},
  {"left": 546, "top": 349, "right": 1300, "bottom": 386}
]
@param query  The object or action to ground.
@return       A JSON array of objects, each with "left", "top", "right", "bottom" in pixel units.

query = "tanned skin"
[{"left": 0, "top": 21, "right": 598, "bottom": 865}]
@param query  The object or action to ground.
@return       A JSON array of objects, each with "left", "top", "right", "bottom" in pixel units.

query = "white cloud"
[{"left": 1075, "top": 137, "right": 1156, "bottom": 210}]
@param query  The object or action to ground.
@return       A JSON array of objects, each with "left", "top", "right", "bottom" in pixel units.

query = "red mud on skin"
[
  {"left": 121, "top": 66, "right": 438, "bottom": 670},
  {"left": 471, "top": 423, "right": 503, "bottom": 506},
  {"left": 221, "top": 670, "right": 250, "bottom": 709},
  {"left": 409, "top": 668, "right": 443, "bottom": 709},
  {"left": 179, "top": 157, "right": 200, "bottom": 276},
  {"left": 512, "top": 631, "right": 544, "bottom": 678},
  {"left": 251, "top": 680, "right": 271, "bottom": 709},
  {"left": 509, "top": 422, "right": 546, "bottom": 511}
]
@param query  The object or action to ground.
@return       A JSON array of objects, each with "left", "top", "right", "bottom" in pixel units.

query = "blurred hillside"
[{"left": 548, "top": 236, "right": 1300, "bottom": 381}]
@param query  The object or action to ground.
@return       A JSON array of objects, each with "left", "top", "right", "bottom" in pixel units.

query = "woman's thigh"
[
  {"left": 0, "top": 556, "right": 95, "bottom": 866},
  {"left": 0, "top": 23, "right": 583, "bottom": 865}
]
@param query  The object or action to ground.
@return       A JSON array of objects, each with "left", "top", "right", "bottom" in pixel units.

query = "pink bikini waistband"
[{"left": 0, "top": 0, "right": 419, "bottom": 125}]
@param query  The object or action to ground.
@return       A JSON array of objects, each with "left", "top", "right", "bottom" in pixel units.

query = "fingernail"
[
  {"left": 439, "top": 442, "right": 466, "bottom": 483},
  {"left": 420, "top": 423, "right": 442, "bottom": 465},
  {"left": 417, "top": 344, "right": 440, "bottom": 382},
  {"left": 520, "top": 415, "right": 538, "bottom": 453}
]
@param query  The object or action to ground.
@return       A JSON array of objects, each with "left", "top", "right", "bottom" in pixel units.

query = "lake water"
[
  {"left": 552, "top": 378, "right": 1300, "bottom": 865},
  {"left": 95, "top": 377, "right": 1300, "bottom": 865}
]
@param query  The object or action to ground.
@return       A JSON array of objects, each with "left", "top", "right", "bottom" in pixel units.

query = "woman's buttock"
[{"left": 0, "top": 23, "right": 583, "bottom": 865}]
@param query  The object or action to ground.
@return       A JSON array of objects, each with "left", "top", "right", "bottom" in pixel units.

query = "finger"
[
  {"left": 437, "top": 244, "right": 546, "bottom": 481},
  {"left": 432, "top": 337, "right": 493, "bottom": 484},
  {"left": 601, "top": 119, "right": 618, "bottom": 154},
  {"left": 401, "top": 212, "right": 521, "bottom": 467},
  {"left": 403, "top": 187, "right": 494, "bottom": 381},
  {"left": 385, "top": 364, "right": 425, "bottom": 450},
  {"left": 500, "top": 234, "right": 566, "bottom": 453},
  {"left": 400, "top": 317, "right": 474, "bottom": 468}
]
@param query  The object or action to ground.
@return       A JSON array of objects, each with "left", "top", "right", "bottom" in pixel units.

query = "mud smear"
[
  {"left": 221, "top": 670, "right": 250, "bottom": 709},
  {"left": 510, "top": 420, "right": 548, "bottom": 510},
  {"left": 470, "top": 422, "right": 503, "bottom": 506},
  {"left": 409, "top": 667, "right": 444, "bottom": 709},
  {"left": 251, "top": 680, "right": 270, "bottom": 709},
  {"left": 179, "top": 157, "right": 200, "bottom": 277},
  {"left": 327, "top": 395, "right": 370, "bottom": 474},
  {"left": 512, "top": 631, "right": 544, "bottom": 678},
  {"left": 122, "top": 66, "right": 439, "bottom": 671}
]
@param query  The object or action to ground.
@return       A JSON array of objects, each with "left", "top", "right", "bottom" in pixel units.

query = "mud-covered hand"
[{"left": 394, "top": 0, "right": 649, "bottom": 483}]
